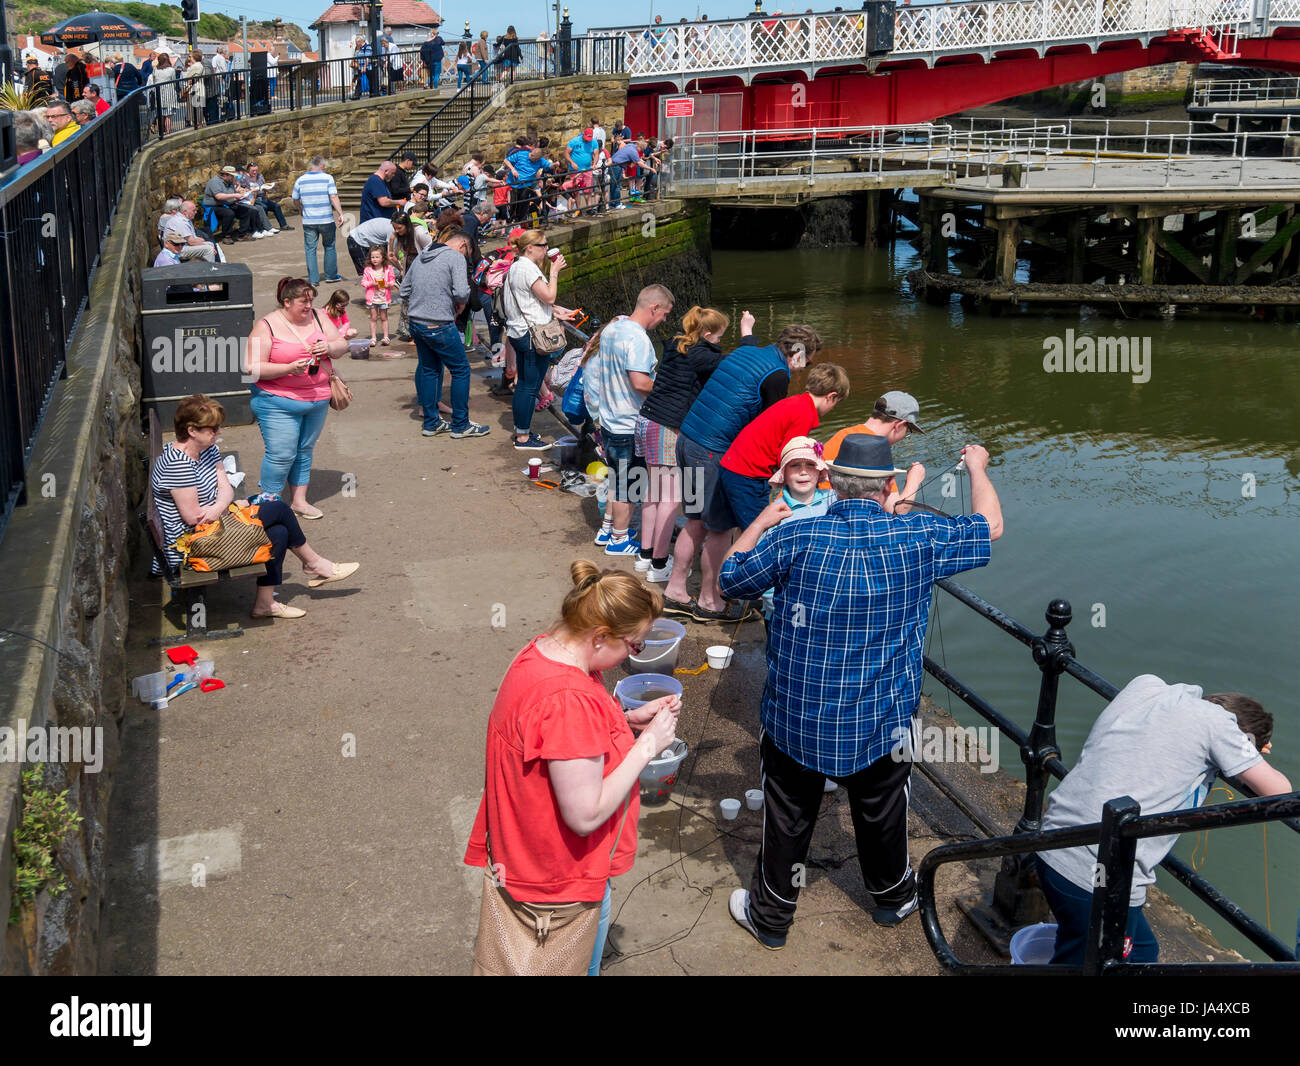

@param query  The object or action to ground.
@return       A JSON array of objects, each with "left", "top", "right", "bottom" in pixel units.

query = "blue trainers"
[
  {"left": 594, "top": 527, "right": 636, "bottom": 546},
  {"left": 604, "top": 537, "right": 641, "bottom": 557},
  {"left": 513, "top": 434, "right": 552, "bottom": 451},
  {"left": 450, "top": 422, "right": 490, "bottom": 439},
  {"left": 422, "top": 419, "right": 451, "bottom": 437}
]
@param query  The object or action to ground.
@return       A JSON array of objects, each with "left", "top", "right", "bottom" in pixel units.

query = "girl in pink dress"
[{"left": 361, "top": 247, "right": 398, "bottom": 346}]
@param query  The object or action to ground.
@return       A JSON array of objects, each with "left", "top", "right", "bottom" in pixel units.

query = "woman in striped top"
[{"left": 151, "top": 395, "right": 359, "bottom": 620}]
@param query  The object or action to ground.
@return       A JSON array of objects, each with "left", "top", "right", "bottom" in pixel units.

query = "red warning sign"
[{"left": 664, "top": 97, "right": 695, "bottom": 118}]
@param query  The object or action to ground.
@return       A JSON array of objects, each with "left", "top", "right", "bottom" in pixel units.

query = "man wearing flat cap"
[
  {"left": 718, "top": 434, "right": 1004, "bottom": 949},
  {"left": 203, "top": 165, "right": 255, "bottom": 242}
]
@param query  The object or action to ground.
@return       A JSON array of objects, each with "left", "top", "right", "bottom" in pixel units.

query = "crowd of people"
[{"left": 129, "top": 66, "right": 1295, "bottom": 977}]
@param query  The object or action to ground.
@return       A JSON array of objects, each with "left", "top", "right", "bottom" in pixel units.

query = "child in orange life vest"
[{"left": 362, "top": 247, "right": 398, "bottom": 346}]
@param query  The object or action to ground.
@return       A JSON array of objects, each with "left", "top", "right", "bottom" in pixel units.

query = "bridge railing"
[
  {"left": 590, "top": 0, "right": 1280, "bottom": 79},
  {"left": 1192, "top": 74, "right": 1300, "bottom": 106}
]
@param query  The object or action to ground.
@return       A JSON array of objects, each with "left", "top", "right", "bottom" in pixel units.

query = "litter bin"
[{"left": 140, "top": 262, "right": 255, "bottom": 427}]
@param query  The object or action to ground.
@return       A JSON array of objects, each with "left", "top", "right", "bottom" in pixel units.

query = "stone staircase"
[{"left": 335, "top": 86, "right": 482, "bottom": 211}]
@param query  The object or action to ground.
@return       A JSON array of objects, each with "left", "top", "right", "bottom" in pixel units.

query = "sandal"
[
  {"left": 292, "top": 505, "right": 324, "bottom": 520},
  {"left": 381, "top": 336, "right": 391, "bottom": 345},
  {"left": 306, "top": 561, "right": 360, "bottom": 589},
  {"left": 661, "top": 596, "right": 698, "bottom": 619}
]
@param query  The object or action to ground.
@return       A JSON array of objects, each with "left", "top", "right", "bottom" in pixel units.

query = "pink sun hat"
[{"left": 770, "top": 436, "right": 828, "bottom": 485}]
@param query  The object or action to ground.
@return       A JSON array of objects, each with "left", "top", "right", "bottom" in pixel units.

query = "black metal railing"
[
  {"left": 915, "top": 580, "right": 1300, "bottom": 971},
  {"left": 0, "top": 90, "right": 146, "bottom": 544}
]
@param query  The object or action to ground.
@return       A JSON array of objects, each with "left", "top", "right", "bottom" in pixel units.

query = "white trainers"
[
  {"left": 269, "top": 228, "right": 280, "bottom": 234},
  {"left": 634, "top": 555, "right": 652, "bottom": 572},
  {"left": 647, "top": 560, "right": 673, "bottom": 583},
  {"left": 252, "top": 231, "right": 268, "bottom": 239}
]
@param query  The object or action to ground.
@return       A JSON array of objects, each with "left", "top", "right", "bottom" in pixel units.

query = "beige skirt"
[{"left": 471, "top": 871, "right": 602, "bottom": 976}]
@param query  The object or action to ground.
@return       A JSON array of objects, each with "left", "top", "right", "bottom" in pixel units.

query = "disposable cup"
[
  {"left": 528, "top": 458, "right": 542, "bottom": 480},
  {"left": 720, "top": 798, "right": 741, "bottom": 821},
  {"left": 706, "top": 645, "right": 734, "bottom": 669}
]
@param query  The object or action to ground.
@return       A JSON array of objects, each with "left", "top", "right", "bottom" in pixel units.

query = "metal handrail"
[{"left": 1192, "top": 75, "right": 1300, "bottom": 106}]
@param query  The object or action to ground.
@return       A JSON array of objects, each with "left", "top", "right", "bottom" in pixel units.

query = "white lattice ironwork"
[{"left": 591, "top": 0, "right": 1300, "bottom": 79}]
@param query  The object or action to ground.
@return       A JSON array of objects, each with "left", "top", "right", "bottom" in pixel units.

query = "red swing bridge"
[{"left": 589, "top": 0, "right": 1300, "bottom": 135}]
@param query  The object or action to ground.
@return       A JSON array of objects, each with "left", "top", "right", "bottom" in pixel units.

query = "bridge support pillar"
[
  {"left": 1137, "top": 217, "right": 1157, "bottom": 285},
  {"left": 994, "top": 218, "right": 1020, "bottom": 286},
  {"left": 920, "top": 200, "right": 950, "bottom": 304},
  {"left": 1212, "top": 209, "right": 1238, "bottom": 285},
  {"left": 1066, "top": 214, "right": 1087, "bottom": 284},
  {"left": 864, "top": 192, "right": 880, "bottom": 251}
]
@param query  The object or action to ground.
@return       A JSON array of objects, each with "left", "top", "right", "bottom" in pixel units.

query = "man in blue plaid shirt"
[{"left": 719, "top": 434, "right": 1004, "bottom": 949}]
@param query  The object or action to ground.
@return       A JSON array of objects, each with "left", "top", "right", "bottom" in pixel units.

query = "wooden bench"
[{"left": 141, "top": 408, "right": 261, "bottom": 646}]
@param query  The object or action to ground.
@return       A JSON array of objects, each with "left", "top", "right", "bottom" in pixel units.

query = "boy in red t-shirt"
[{"left": 710, "top": 363, "right": 849, "bottom": 534}]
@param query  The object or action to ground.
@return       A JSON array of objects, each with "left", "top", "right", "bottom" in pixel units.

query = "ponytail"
[{"left": 674, "top": 305, "right": 730, "bottom": 354}]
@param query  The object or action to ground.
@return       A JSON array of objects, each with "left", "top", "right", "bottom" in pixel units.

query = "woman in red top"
[
  {"left": 465, "top": 560, "right": 681, "bottom": 975},
  {"left": 247, "top": 277, "right": 348, "bottom": 521}
]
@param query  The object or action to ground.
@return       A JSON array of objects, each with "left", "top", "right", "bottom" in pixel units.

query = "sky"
[{"left": 194, "top": 2, "right": 832, "bottom": 48}]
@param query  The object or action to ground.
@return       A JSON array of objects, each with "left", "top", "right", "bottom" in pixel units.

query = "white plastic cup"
[
  {"left": 706, "top": 645, "right": 734, "bottom": 669},
  {"left": 547, "top": 247, "right": 562, "bottom": 260},
  {"left": 719, "top": 798, "right": 741, "bottom": 821},
  {"left": 528, "top": 457, "right": 542, "bottom": 480},
  {"left": 745, "top": 789, "right": 764, "bottom": 811}
]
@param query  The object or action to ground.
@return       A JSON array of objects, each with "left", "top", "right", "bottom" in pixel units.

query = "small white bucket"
[
  {"left": 1009, "top": 923, "right": 1058, "bottom": 965},
  {"left": 745, "top": 789, "right": 764, "bottom": 811},
  {"left": 614, "top": 673, "right": 682, "bottom": 712},
  {"left": 706, "top": 645, "right": 734, "bottom": 669},
  {"left": 639, "top": 738, "right": 688, "bottom": 804},
  {"left": 719, "top": 798, "right": 741, "bottom": 821},
  {"left": 132, "top": 671, "right": 168, "bottom": 704},
  {"left": 626, "top": 619, "right": 686, "bottom": 675}
]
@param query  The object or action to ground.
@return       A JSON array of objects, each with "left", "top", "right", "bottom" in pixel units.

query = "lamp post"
[{"left": 368, "top": 0, "right": 382, "bottom": 97}]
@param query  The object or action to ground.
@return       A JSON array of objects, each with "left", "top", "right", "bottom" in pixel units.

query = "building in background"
[{"left": 309, "top": 1, "right": 443, "bottom": 64}]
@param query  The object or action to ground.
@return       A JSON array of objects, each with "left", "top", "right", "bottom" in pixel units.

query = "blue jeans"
[
  {"left": 1035, "top": 856, "right": 1159, "bottom": 965},
  {"left": 430, "top": 60, "right": 443, "bottom": 88},
  {"left": 411, "top": 320, "right": 470, "bottom": 431},
  {"left": 302, "top": 222, "right": 337, "bottom": 285},
  {"left": 249, "top": 387, "right": 331, "bottom": 494},
  {"left": 587, "top": 879, "right": 612, "bottom": 976},
  {"left": 510, "top": 330, "right": 550, "bottom": 436},
  {"left": 456, "top": 65, "right": 470, "bottom": 88},
  {"left": 608, "top": 173, "right": 623, "bottom": 207}
]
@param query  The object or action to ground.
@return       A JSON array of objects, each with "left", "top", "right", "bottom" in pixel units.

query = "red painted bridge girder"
[{"left": 623, "top": 31, "right": 1300, "bottom": 135}]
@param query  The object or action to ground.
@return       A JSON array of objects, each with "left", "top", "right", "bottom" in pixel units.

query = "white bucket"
[
  {"left": 132, "top": 671, "right": 168, "bottom": 704},
  {"left": 639, "top": 738, "right": 688, "bottom": 804},
  {"left": 1009, "top": 923, "right": 1058, "bottom": 965},
  {"left": 626, "top": 619, "right": 686, "bottom": 675},
  {"left": 745, "top": 789, "right": 764, "bottom": 811},
  {"left": 706, "top": 645, "right": 734, "bottom": 669},
  {"left": 719, "top": 798, "right": 741, "bottom": 821}
]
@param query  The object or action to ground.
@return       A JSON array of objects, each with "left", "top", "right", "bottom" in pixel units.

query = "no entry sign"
[{"left": 664, "top": 97, "right": 694, "bottom": 118}]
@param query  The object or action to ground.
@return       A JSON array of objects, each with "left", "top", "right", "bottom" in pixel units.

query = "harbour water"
[{"left": 711, "top": 243, "right": 1300, "bottom": 959}]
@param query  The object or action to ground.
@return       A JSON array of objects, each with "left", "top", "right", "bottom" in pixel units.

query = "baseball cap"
[
  {"left": 874, "top": 390, "right": 925, "bottom": 434},
  {"left": 582, "top": 128, "right": 593, "bottom": 139},
  {"left": 769, "top": 436, "right": 827, "bottom": 486}
]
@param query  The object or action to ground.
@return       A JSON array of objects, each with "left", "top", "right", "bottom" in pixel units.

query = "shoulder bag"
[
  {"left": 504, "top": 261, "right": 568, "bottom": 355},
  {"left": 174, "top": 502, "right": 272, "bottom": 572}
]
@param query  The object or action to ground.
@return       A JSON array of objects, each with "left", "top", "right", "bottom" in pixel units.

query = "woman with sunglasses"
[
  {"left": 501, "top": 228, "right": 577, "bottom": 450},
  {"left": 465, "top": 560, "right": 681, "bottom": 975}
]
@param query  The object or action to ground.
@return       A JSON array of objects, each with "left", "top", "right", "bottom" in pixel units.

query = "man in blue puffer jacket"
[{"left": 667, "top": 319, "right": 822, "bottom": 623}]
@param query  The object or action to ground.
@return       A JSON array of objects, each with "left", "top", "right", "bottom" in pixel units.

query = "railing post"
[{"left": 1085, "top": 796, "right": 1141, "bottom": 974}]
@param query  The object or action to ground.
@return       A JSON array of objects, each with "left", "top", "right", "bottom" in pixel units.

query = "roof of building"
[{"left": 310, "top": 1, "right": 444, "bottom": 29}]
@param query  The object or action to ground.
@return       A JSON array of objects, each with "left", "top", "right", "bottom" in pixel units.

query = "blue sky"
[{"left": 200, "top": 1, "right": 737, "bottom": 46}]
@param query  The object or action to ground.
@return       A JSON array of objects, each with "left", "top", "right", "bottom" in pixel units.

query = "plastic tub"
[
  {"left": 719, "top": 798, "right": 741, "bottom": 821},
  {"left": 132, "top": 671, "right": 169, "bottom": 704},
  {"left": 706, "top": 645, "right": 734, "bottom": 670},
  {"left": 745, "top": 789, "right": 764, "bottom": 811},
  {"left": 554, "top": 435, "right": 580, "bottom": 467},
  {"left": 1009, "top": 923, "right": 1058, "bottom": 965},
  {"left": 626, "top": 619, "right": 686, "bottom": 675},
  {"left": 639, "top": 738, "right": 688, "bottom": 805},
  {"left": 613, "top": 673, "right": 682, "bottom": 712}
]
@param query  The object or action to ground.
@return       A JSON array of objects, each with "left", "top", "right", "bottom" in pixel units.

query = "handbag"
[
  {"left": 174, "top": 503, "right": 272, "bottom": 573},
  {"left": 504, "top": 262, "right": 568, "bottom": 355},
  {"left": 472, "top": 799, "right": 631, "bottom": 977},
  {"left": 329, "top": 373, "right": 353, "bottom": 411}
]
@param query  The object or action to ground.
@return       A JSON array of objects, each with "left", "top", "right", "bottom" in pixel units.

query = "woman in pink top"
[{"left": 247, "top": 276, "right": 349, "bottom": 519}]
